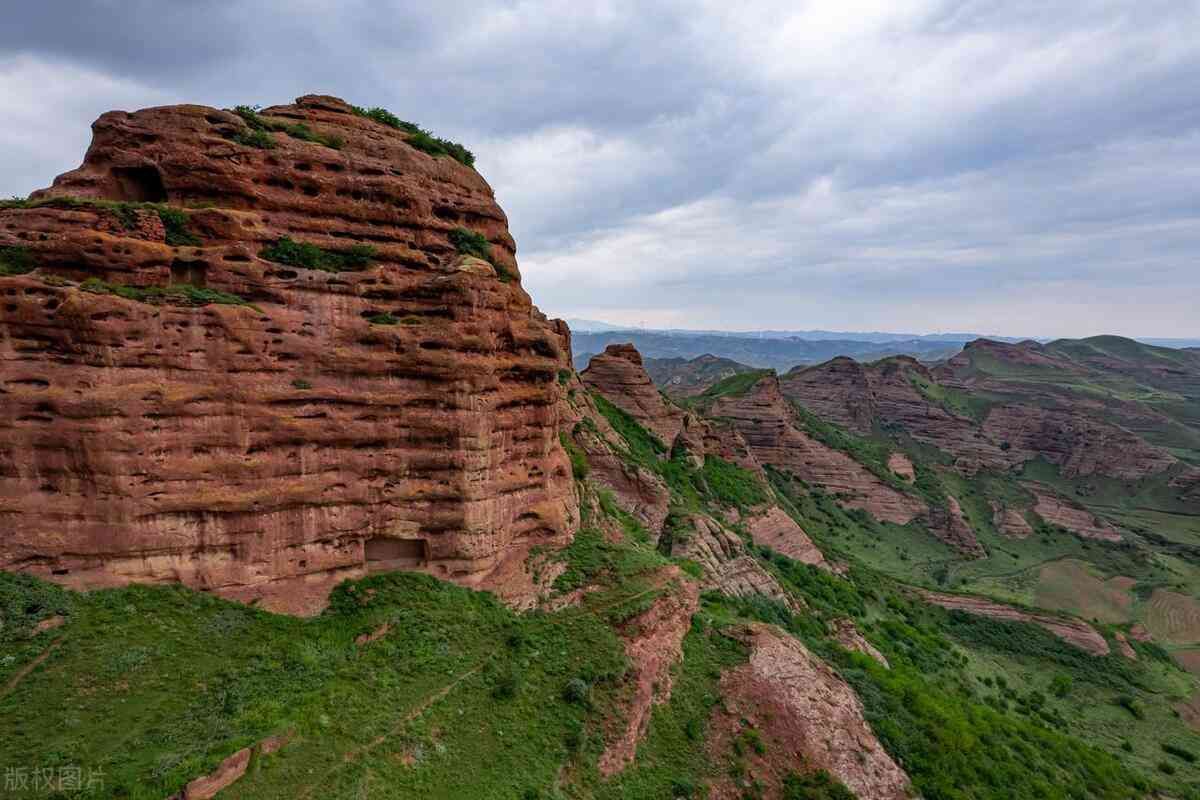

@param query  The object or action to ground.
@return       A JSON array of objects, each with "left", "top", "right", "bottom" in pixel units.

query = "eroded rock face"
[
  {"left": 782, "top": 356, "right": 1014, "bottom": 474},
  {"left": 708, "top": 623, "right": 910, "bottom": 800},
  {"left": 1030, "top": 487, "right": 1123, "bottom": 542},
  {"left": 581, "top": 343, "right": 685, "bottom": 447},
  {"left": 598, "top": 569, "right": 699, "bottom": 776},
  {"left": 668, "top": 513, "right": 797, "bottom": 606},
  {"left": 929, "top": 495, "right": 986, "bottom": 558},
  {"left": 0, "top": 96, "right": 577, "bottom": 613},
  {"left": 920, "top": 590, "right": 1110, "bottom": 655},
  {"left": 745, "top": 506, "right": 825, "bottom": 568},
  {"left": 991, "top": 501, "right": 1034, "bottom": 538},
  {"left": 710, "top": 376, "right": 927, "bottom": 525},
  {"left": 982, "top": 404, "right": 1176, "bottom": 481}
]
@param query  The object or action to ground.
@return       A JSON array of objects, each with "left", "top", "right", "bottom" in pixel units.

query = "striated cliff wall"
[{"left": 0, "top": 95, "right": 577, "bottom": 613}]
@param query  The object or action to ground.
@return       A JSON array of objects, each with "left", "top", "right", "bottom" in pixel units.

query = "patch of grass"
[
  {"left": 449, "top": 227, "right": 493, "bottom": 261},
  {"left": 365, "top": 312, "right": 400, "bottom": 326},
  {"left": 700, "top": 456, "right": 769, "bottom": 512},
  {"left": 291, "top": 379, "right": 313, "bottom": 390},
  {"left": 560, "top": 432, "right": 590, "bottom": 480},
  {"left": 232, "top": 105, "right": 343, "bottom": 150},
  {"left": 594, "top": 612, "right": 748, "bottom": 799},
  {"left": 0, "top": 245, "right": 35, "bottom": 276},
  {"left": 0, "top": 571, "right": 636, "bottom": 800},
  {"left": 79, "top": 278, "right": 258, "bottom": 311},
  {"left": 351, "top": 105, "right": 475, "bottom": 167},
  {"left": 552, "top": 527, "right": 666, "bottom": 593},
  {"left": 782, "top": 770, "right": 857, "bottom": 800},
  {"left": 592, "top": 392, "right": 667, "bottom": 465},
  {"left": 156, "top": 206, "right": 201, "bottom": 246},
  {"left": 696, "top": 370, "right": 773, "bottom": 402},
  {"left": 259, "top": 236, "right": 376, "bottom": 272}
]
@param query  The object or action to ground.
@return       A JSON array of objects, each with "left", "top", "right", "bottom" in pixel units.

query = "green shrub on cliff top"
[
  {"left": 232, "top": 105, "right": 343, "bottom": 150},
  {"left": 351, "top": 104, "right": 476, "bottom": 167}
]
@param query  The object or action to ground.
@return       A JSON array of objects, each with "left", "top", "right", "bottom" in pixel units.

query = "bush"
[
  {"left": 562, "top": 677, "right": 590, "bottom": 705},
  {"left": 491, "top": 664, "right": 522, "bottom": 699},
  {"left": 449, "top": 227, "right": 493, "bottom": 261},
  {"left": 259, "top": 237, "right": 375, "bottom": 272},
  {"left": 0, "top": 245, "right": 34, "bottom": 276},
  {"left": 291, "top": 379, "right": 312, "bottom": 390},
  {"left": 156, "top": 207, "right": 201, "bottom": 246}
]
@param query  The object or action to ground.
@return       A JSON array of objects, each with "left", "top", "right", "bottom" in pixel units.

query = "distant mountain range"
[
  {"left": 566, "top": 319, "right": 1200, "bottom": 372},
  {"left": 572, "top": 331, "right": 967, "bottom": 372}
]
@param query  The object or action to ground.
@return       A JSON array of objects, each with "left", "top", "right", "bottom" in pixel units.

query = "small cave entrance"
[
  {"left": 364, "top": 537, "right": 429, "bottom": 573},
  {"left": 170, "top": 259, "right": 209, "bottom": 287},
  {"left": 111, "top": 165, "right": 168, "bottom": 202}
]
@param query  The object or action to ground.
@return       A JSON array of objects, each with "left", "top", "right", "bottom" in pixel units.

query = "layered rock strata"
[{"left": 0, "top": 95, "right": 577, "bottom": 613}]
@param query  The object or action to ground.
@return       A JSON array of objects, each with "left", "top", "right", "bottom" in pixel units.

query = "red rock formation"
[
  {"left": 991, "top": 501, "right": 1033, "bottom": 538},
  {"left": 1029, "top": 487, "right": 1123, "bottom": 542},
  {"left": 828, "top": 617, "right": 889, "bottom": 668},
  {"left": 929, "top": 495, "right": 986, "bottom": 558},
  {"left": 983, "top": 405, "right": 1175, "bottom": 481},
  {"left": 667, "top": 513, "right": 797, "bottom": 606},
  {"left": 710, "top": 375, "right": 928, "bottom": 525},
  {"left": 0, "top": 96, "right": 577, "bottom": 613},
  {"left": 598, "top": 569, "right": 698, "bottom": 776},
  {"left": 745, "top": 506, "right": 825, "bottom": 567},
  {"left": 708, "top": 624, "right": 910, "bottom": 800},
  {"left": 887, "top": 452, "right": 915, "bottom": 482},
  {"left": 581, "top": 343, "right": 685, "bottom": 447},
  {"left": 782, "top": 356, "right": 1013, "bottom": 474},
  {"left": 920, "top": 590, "right": 1110, "bottom": 655}
]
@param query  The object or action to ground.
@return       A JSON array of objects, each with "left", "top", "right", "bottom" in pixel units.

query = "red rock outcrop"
[
  {"left": 708, "top": 624, "right": 910, "bottom": 800},
  {"left": 983, "top": 404, "right": 1175, "bottom": 481},
  {"left": 991, "top": 501, "right": 1034, "bottom": 538},
  {"left": 1029, "top": 487, "right": 1123, "bottom": 542},
  {"left": 929, "top": 495, "right": 986, "bottom": 558},
  {"left": 0, "top": 96, "right": 577, "bottom": 613},
  {"left": 828, "top": 617, "right": 889, "bottom": 668},
  {"left": 581, "top": 343, "right": 685, "bottom": 447},
  {"left": 667, "top": 513, "right": 797, "bottom": 606},
  {"left": 782, "top": 356, "right": 1014, "bottom": 474},
  {"left": 598, "top": 569, "right": 699, "bottom": 776},
  {"left": 920, "top": 590, "right": 1110, "bottom": 655},
  {"left": 745, "top": 506, "right": 825, "bottom": 568},
  {"left": 887, "top": 452, "right": 915, "bottom": 482},
  {"left": 710, "top": 376, "right": 928, "bottom": 525}
]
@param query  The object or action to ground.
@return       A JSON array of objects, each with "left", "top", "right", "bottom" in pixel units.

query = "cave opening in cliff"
[
  {"left": 364, "top": 537, "right": 429, "bottom": 572},
  {"left": 110, "top": 165, "right": 168, "bottom": 202},
  {"left": 170, "top": 259, "right": 208, "bottom": 287}
]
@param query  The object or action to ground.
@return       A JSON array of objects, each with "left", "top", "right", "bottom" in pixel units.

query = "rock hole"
[
  {"left": 365, "top": 537, "right": 429, "bottom": 572},
  {"left": 170, "top": 259, "right": 209, "bottom": 287},
  {"left": 110, "top": 165, "right": 168, "bottom": 202}
]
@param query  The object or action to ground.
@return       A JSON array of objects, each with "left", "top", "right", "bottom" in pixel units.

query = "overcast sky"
[{"left": 3, "top": 1, "right": 1199, "bottom": 337}]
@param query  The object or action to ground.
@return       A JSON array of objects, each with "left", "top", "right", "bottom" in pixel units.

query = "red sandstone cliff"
[{"left": 0, "top": 95, "right": 577, "bottom": 613}]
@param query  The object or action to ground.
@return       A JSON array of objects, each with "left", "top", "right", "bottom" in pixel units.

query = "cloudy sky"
[{"left": 3, "top": 1, "right": 1199, "bottom": 337}]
